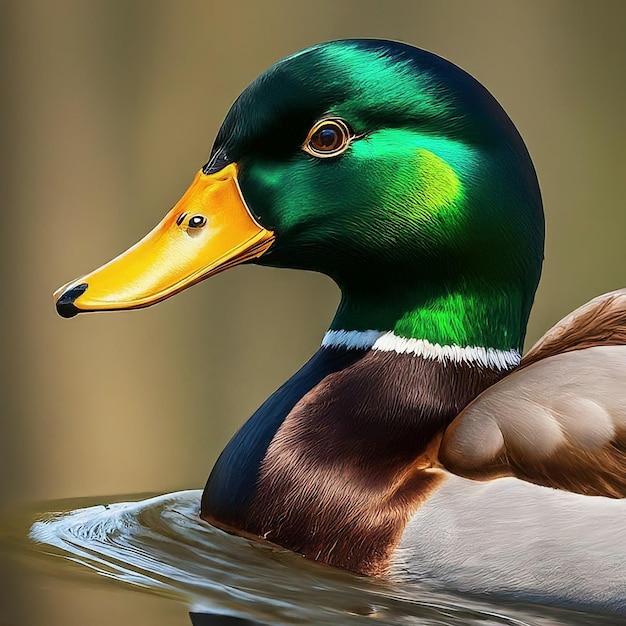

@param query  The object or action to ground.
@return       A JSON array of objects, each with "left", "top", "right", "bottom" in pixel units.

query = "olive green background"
[{"left": 1, "top": 1, "right": 625, "bottom": 624}]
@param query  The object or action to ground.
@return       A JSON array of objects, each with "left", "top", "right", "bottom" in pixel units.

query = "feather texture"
[
  {"left": 440, "top": 343, "right": 626, "bottom": 496},
  {"left": 521, "top": 288, "right": 626, "bottom": 367}
]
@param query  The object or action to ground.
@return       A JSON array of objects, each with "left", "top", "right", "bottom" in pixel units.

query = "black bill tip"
[{"left": 55, "top": 283, "right": 88, "bottom": 318}]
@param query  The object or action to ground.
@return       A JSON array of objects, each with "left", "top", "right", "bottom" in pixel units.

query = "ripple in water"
[{"left": 28, "top": 491, "right": 618, "bottom": 625}]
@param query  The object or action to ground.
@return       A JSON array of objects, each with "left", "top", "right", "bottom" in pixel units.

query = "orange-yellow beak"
[{"left": 54, "top": 164, "right": 274, "bottom": 318}]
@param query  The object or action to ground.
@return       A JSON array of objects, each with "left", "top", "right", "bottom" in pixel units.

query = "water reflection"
[
  {"left": 190, "top": 613, "right": 261, "bottom": 625},
  {"left": 24, "top": 492, "right": 622, "bottom": 625}
]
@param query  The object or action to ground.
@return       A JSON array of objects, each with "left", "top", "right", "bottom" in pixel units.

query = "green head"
[
  {"left": 206, "top": 39, "right": 544, "bottom": 351},
  {"left": 55, "top": 39, "right": 544, "bottom": 353}
]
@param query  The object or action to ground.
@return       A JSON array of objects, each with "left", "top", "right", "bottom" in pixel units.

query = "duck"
[{"left": 53, "top": 39, "right": 626, "bottom": 614}]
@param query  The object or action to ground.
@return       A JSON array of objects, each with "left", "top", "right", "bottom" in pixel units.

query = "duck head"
[{"left": 55, "top": 39, "right": 544, "bottom": 352}]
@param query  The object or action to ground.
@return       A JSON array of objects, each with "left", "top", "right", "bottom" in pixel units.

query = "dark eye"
[
  {"left": 188, "top": 214, "right": 207, "bottom": 228},
  {"left": 303, "top": 118, "right": 352, "bottom": 158}
]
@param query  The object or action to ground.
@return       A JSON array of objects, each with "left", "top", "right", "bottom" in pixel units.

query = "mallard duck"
[{"left": 53, "top": 40, "right": 626, "bottom": 614}]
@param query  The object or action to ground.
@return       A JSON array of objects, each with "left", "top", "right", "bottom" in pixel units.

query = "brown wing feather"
[
  {"left": 521, "top": 288, "right": 626, "bottom": 369},
  {"left": 440, "top": 345, "right": 626, "bottom": 497}
]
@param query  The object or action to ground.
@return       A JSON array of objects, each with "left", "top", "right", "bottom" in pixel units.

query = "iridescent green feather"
[{"left": 208, "top": 40, "right": 544, "bottom": 351}]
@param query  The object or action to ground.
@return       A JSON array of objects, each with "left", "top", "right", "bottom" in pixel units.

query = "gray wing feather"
[{"left": 440, "top": 345, "right": 626, "bottom": 496}]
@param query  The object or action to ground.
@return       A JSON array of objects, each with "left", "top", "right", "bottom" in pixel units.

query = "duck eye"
[
  {"left": 188, "top": 215, "right": 207, "bottom": 229},
  {"left": 303, "top": 118, "right": 352, "bottom": 158}
]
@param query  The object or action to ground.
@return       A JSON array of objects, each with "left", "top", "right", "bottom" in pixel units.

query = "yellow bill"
[{"left": 54, "top": 163, "right": 274, "bottom": 318}]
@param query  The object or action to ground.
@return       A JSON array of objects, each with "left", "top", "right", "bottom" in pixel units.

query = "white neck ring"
[{"left": 321, "top": 330, "right": 521, "bottom": 370}]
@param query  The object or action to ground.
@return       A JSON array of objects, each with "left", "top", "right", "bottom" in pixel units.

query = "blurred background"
[{"left": 1, "top": 0, "right": 625, "bottom": 624}]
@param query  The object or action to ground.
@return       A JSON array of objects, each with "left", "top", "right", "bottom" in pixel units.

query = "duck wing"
[
  {"left": 439, "top": 289, "right": 626, "bottom": 497},
  {"left": 521, "top": 289, "right": 626, "bottom": 367}
]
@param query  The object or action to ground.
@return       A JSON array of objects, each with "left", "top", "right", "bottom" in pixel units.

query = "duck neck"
[
  {"left": 329, "top": 280, "right": 527, "bottom": 355},
  {"left": 203, "top": 281, "right": 529, "bottom": 574}
]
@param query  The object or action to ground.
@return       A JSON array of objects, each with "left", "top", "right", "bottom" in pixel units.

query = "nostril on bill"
[{"left": 55, "top": 283, "right": 89, "bottom": 318}]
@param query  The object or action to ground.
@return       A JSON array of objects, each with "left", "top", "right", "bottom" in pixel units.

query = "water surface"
[{"left": 21, "top": 491, "right": 621, "bottom": 625}]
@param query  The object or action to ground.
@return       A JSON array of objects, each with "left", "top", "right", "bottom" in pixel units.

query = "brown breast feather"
[
  {"left": 242, "top": 350, "right": 506, "bottom": 575},
  {"left": 440, "top": 289, "right": 626, "bottom": 498}
]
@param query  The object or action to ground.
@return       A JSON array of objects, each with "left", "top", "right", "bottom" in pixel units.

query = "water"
[{"left": 17, "top": 491, "right": 621, "bottom": 625}]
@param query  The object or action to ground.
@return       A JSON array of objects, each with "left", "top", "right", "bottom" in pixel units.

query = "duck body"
[
  {"left": 54, "top": 39, "right": 626, "bottom": 614},
  {"left": 396, "top": 473, "right": 626, "bottom": 614}
]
